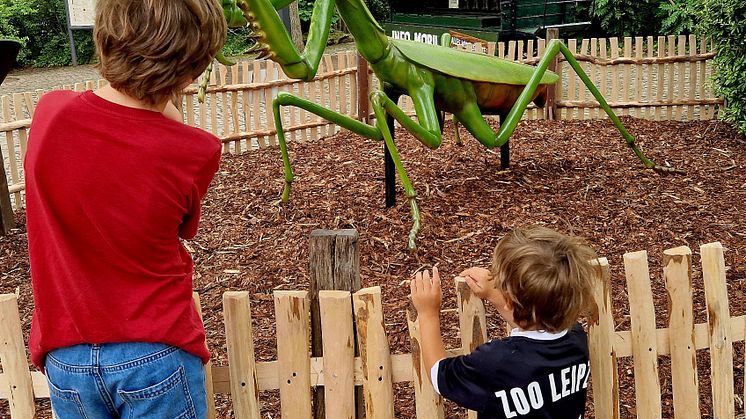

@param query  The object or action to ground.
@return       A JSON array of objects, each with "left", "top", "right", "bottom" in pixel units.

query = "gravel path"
[
  {"left": 0, "top": 43, "right": 358, "bottom": 96},
  {"left": 0, "top": 64, "right": 101, "bottom": 95}
]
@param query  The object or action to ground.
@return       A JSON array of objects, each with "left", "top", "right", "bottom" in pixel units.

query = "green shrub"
[
  {"left": 699, "top": 0, "right": 746, "bottom": 136},
  {"left": 1, "top": 0, "right": 34, "bottom": 65},
  {"left": 585, "top": 0, "right": 700, "bottom": 36},
  {"left": 0, "top": 1, "right": 32, "bottom": 61}
]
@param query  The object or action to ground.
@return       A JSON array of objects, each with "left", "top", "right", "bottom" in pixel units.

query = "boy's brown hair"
[
  {"left": 94, "top": 0, "right": 226, "bottom": 106},
  {"left": 490, "top": 226, "right": 598, "bottom": 332}
]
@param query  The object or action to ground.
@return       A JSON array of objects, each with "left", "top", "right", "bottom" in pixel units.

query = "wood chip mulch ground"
[{"left": 1, "top": 116, "right": 745, "bottom": 418}]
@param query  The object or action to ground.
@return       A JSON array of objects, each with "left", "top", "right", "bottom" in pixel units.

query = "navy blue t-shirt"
[{"left": 433, "top": 324, "right": 589, "bottom": 418}]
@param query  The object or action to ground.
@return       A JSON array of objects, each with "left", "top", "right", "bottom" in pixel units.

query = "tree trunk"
[{"left": 289, "top": 2, "right": 304, "bottom": 51}]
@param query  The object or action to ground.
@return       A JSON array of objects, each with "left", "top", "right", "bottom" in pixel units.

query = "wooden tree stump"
[{"left": 308, "top": 229, "right": 363, "bottom": 418}]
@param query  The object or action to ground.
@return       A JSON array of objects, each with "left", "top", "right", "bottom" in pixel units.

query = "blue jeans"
[{"left": 45, "top": 342, "right": 207, "bottom": 419}]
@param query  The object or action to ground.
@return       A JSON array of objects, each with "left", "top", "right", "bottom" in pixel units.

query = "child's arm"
[
  {"left": 414, "top": 268, "right": 509, "bottom": 412},
  {"left": 410, "top": 267, "right": 447, "bottom": 379},
  {"left": 460, "top": 267, "right": 501, "bottom": 307}
]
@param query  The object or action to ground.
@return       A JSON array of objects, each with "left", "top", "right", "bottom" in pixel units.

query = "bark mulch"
[{"left": 1, "top": 117, "right": 745, "bottom": 418}]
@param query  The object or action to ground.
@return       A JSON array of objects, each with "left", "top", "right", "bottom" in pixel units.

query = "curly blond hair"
[
  {"left": 94, "top": 0, "right": 226, "bottom": 106},
  {"left": 491, "top": 226, "right": 599, "bottom": 332}
]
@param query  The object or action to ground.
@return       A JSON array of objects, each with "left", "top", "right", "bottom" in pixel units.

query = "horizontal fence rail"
[
  {"left": 1, "top": 241, "right": 743, "bottom": 418},
  {"left": 1, "top": 36, "right": 722, "bottom": 212}
]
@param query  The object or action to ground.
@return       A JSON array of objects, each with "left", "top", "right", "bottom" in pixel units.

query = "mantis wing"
[{"left": 391, "top": 39, "right": 559, "bottom": 86}]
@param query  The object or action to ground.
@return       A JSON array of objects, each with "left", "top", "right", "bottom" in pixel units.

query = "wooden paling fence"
[
  {"left": 0, "top": 240, "right": 743, "bottom": 418},
  {"left": 181, "top": 51, "right": 360, "bottom": 156},
  {"left": 0, "top": 35, "right": 723, "bottom": 214},
  {"left": 556, "top": 35, "right": 721, "bottom": 121},
  {"left": 450, "top": 34, "right": 721, "bottom": 122}
]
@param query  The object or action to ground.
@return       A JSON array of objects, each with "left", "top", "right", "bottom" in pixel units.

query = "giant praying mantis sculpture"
[{"left": 217, "top": 0, "right": 680, "bottom": 250}]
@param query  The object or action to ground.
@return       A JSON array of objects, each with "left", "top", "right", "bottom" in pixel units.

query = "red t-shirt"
[{"left": 25, "top": 90, "right": 221, "bottom": 369}]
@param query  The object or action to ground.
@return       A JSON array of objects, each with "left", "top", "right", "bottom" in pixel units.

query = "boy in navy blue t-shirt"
[{"left": 411, "top": 226, "right": 598, "bottom": 418}]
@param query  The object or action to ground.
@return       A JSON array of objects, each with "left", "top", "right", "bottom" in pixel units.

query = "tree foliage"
[
  {"left": 699, "top": 0, "right": 746, "bottom": 136},
  {"left": 590, "top": 0, "right": 701, "bottom": 36},
  {"left": 0, "top": 0, "right": 95, "bottom": 67},
  {"left": 298, "top": 0, "right": 338, "bottom": 30},
  {"left": 659, "top": 0, "right": 698, "bottom": 35},
  {"left": 591, "top": 0, "right": 663, "bottom": 36},
  {"left": 364, "top": 0, "right": 390, "bottom": 22},
  {"left": 297, "top": 0, "right": 389, "bottom": 29}
]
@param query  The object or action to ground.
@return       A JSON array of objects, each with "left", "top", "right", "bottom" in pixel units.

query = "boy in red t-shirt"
[
  {"left": 25, "top": 0, "right": 226, "bottom": 417},
  {"left": 411, "top": 227, "right": 598, "bottom": 418}
]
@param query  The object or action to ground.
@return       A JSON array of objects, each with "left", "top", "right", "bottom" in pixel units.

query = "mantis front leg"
[
  {"left": 271, "top": 92, "right": 381, "bottom": 201},
  {"left": 272, "top": 89, "right": 433, "bottom": 250},
  {"left": 238, "top": 0, "right": 334, "bottom": 80},
  {"left": 369, "top": 88, "right": 451, "bottom": 250}
]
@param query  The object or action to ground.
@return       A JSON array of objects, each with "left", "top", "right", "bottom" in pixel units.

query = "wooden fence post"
[
  {"left": 223, "top": 292, "right": 261, "bottom": 419},
  {"left": 406, "top": 299, "right": 445, "bottom": 418},
  {"left": 0, "top": 294, "right": 35, "bottom": 418},
  {"left": 623, "top": 251, "right": 662, "bottom": 419},
  {"left": 275, "top": 291, "right": 313, "bottom": 419},
  {"left": 319, "top": 291, "right": 356, "bottom": 419},
  {"left": 701, "top": 242, "right": 735, "bottom": 418},
  {"left": 309, "top": 229, "right": 363, "bottom": 419},
  {"left": 663, "top": 246, "right": 699, "bottom": 418},
  {"left": 587, "top": 258, "right": 619, "bottom": 419},
  {"left": 0, "top": 147, "right": 14, "bottom": 234},
  {"left": 455, "top": 278, "right": 487, "bottom": 419},
  {"left": 545, "top": 28, "right": 560, "bottom": 120},
  {"left": 353, "top": 286, "right": 394, "bottom": 419}
]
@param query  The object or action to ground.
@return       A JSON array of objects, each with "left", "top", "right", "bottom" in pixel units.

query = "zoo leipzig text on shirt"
[{"left": 494, "top": 361, "right": 590, "bottom": 419}]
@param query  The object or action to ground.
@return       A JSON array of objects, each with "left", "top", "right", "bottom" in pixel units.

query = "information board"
[{"left": 67, "top": 0, "right": 96, "bottom": 28}]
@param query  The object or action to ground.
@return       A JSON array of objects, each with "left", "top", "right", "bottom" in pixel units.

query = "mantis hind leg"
[
  {"left": 555, "top": 41, "right": 682, "bottom": 173},
  {"left": 491, "top": 39, "right": 681, "bottom": 173},
  {"left": 453, "top": 104, "right": 512, "bottom": 169},
  {"left": 452, "top": 114, "right": 463, "bottom": 146},
  {"left": 370, "top": 90, "right": 422, "bottom": 251},
  {"left": 498, "top": 113, "right": 509, "bottom": 169}
]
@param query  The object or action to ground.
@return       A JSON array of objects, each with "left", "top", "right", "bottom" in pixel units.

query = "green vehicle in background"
[{"left": 384, "top": 0, "right": 593, "bottom": 48}]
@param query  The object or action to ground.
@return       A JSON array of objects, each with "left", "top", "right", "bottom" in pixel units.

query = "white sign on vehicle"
[
  {"left": 390, "top": 30, "right": 441, "bottom": 46},
  {"left": 449, "top": 0, "right": 459, "bottom": 8},
  {"left": 67, "top": 0, "right": 96, "bottom": 28}
]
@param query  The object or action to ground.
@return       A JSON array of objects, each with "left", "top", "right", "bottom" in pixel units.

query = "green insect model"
[
  {"left": 197, "top": 0, "right": 250, "bottom": 102},
  {"left": 215, "top": 0, "right": 681, "bottom": 250}
]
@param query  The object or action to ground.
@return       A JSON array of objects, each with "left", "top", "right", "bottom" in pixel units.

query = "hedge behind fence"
[{"left": 700, "top": 0, "right": 746, "bottom": 136}]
